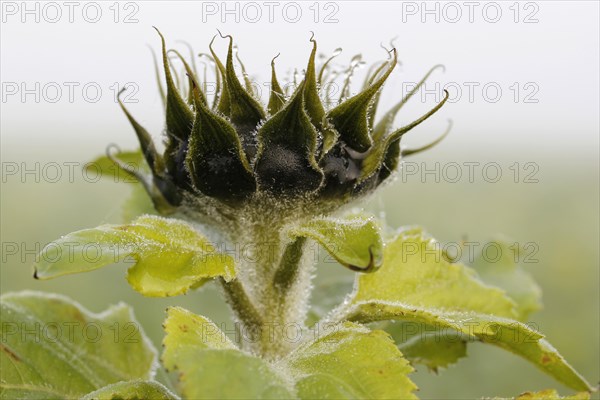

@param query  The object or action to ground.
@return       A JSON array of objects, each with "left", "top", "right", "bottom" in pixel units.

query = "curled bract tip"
[
  {"left": 216, "top": 29, "right": 232, "bottom": 42},
  {"left": 432, "top": 63, "right": 446, "bottom": 73},
  {"left": 116, "top": 87, "right": 127, "bottom": 104},
  {"left": 271, "top": 53, "right": 281, "bottom": 66},
  {"left": 105, "top": 143, "right": 122, "bottom": 159},
  {"left": 105, "top": 143, "right": 141, "bottom": 180}
]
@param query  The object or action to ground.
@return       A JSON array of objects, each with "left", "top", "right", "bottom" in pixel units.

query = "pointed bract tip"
[
  {"left": 401, "top": 118, "right": 453, "bottom": 158},
  {"left": 209, "top": 34, "right": 218, "bottom": 48},
  {"left": 152, "top": 26, "right": 165, "bottom": 41}
]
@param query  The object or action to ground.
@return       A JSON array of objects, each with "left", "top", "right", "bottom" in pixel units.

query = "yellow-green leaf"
[
  {"left": 0, "top": 291, "right": 157, "bottom": 399},
  {"left": 352, "top": 228, "right": 517, "bottom": 316},
  {"left": 34, "top": 215, "right": 235, "bottom": 297},
  {"left": 161, "top": 308, "right": 293, "bottom": 399},
  {"left": 341, "top": 228, "right": 592, "bottom": 392},
  {"left": 162, "top": 307, "right": 236, "bottom": 363},
  {"left": 515, "top": 389, "right": 590, "bottom": 400},
  {"left": 81, "top": 380, "right": 179, "bottom": 400},
  {"left": 471, "top": 239, "right": 542, "bottom": 321},
  {"left": 392, "top": 322, "right": 468, "bottom": 372},
  {"left": 285, "top": 322, "right": 417, "bottom": 399},
  {"left": 288, "top": 214, "right": 383, "bottom": 272},
  {"left": 306, "top": 276, "right": 354, "bottom": 326},
  {"left": 86, "top": 150, "right": 145, "bottom": 184}
]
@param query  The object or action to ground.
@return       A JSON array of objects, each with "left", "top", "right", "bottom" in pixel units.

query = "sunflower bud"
[{"left": 117, "top": 30, "right": 450, "bottom": 218}]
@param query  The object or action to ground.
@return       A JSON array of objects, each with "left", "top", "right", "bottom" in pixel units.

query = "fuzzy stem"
[
  {"left": 256, "top": 236, "right": 311, "bottom": 359},
  {"left": 219, "top": 278, "right": 263, "bottom": 346},
  {"left": 273, "top": 237, "right": 307, "bottom": 292},
  {"left": 222, "top": 216, "right": 314, "bottom": 359}
]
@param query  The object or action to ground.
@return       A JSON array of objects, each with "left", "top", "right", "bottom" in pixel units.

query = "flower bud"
[{"left": 118, "top": 30, "right": 450, "bottom": 218}]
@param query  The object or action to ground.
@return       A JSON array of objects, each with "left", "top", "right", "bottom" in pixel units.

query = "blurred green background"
[{"left": 1, "top": 147, "right": 598, "bottom": 398}]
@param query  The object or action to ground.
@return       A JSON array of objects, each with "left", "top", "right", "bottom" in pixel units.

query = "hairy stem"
[
  {"left": 273, "top": 237, "right": 307, "bottom": 292},
  {"left": 222, "top": 219, "right": 315, "bottom": 359},
  {"left": 219, "top": 277, "right": 263, "bottom": 346}
]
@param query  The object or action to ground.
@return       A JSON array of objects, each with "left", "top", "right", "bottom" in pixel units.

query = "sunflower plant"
[{"left": 1, "top": 30, "right": 594, "bottom": 400}]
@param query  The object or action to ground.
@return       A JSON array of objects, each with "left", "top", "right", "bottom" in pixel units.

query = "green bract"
[{"left": 111, "top": 30, "right": 449, "bottom": 218}]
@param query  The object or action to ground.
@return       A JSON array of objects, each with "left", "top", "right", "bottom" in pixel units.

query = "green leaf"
[
  {"left": 174, "top": 350, "right": 294, "bottom": 400},
  {"left": 349, "top": 304, "right": 592, "bottom": 392},
  {"left": 391, "top": 322, "right": 468, "bottom": 372},
  {"left": 341, "top": 228, "right": 593, "bottom": 392},
  {"left": 514, "top": 389, "right": 591, "bottom": 400},
  {"left": 162, "top": 307, "right": 293, "bottom": 399},
  {"left": 0, "top": 291, "right": 157, "bottom": 399},
  {"left": 352, "top": 228, "right": 517, "bottom": 315},
  {"left": 86, "top": 150, "right": 145, "bottom": 184},
  {"left": 471, "top": 239, "right": 542, "bottom": 321},
  {"left": 162, "top": 307, "right": 236, "bottom": 356},
  {"left": 34, "top": 215, "right": 235, "bottom": 297},
  {"left": 88, "top": 150, "right": 180, "bottom": 213},
  {"left": 288, "top": 214, "right": 384, "bottom": 272},
  {"left": 81, "top": 380, "right": 179, "bottom": 400},
  {"left": 286, "top": 322, "right": 417, "bottom": 399},
  {"left": 306, "top": 276, "right": 354, "bottom": 326}
]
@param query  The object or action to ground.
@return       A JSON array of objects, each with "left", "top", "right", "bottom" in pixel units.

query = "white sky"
[{"left": 1, "top": 1, "right": 599, "bottom": 163}]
